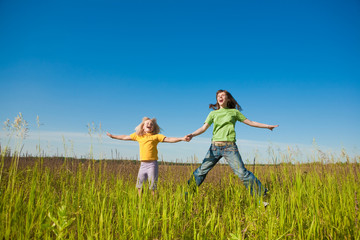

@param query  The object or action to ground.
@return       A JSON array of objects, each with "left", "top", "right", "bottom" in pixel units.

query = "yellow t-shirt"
[{"left": 130, "top": 133, "right": 166, "bottom": 161}]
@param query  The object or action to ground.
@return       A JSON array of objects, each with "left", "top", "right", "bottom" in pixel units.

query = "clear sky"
[{"left": 1, "top": 0, "right": 359, "bottom": 163}]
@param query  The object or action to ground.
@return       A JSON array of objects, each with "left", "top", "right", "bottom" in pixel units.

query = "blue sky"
[{"left": 1, "top": 0, "right": 359, "bottom": 162}]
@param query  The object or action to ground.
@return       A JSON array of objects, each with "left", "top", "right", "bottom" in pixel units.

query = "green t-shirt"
[{"left": 205, "top": 108, "right": 247, "bottom": 142}]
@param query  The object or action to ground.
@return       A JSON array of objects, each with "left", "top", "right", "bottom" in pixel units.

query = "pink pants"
[{"left": 136, "top": 161, "right": 158, "bottom": 190}]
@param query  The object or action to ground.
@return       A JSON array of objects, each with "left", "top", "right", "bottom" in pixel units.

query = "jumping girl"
[
  {"left": 186, "top": 90, "right": 279, "bottom": 199},
  {"left": 107, "top": 117, "right": 187, "bottom": 196}
]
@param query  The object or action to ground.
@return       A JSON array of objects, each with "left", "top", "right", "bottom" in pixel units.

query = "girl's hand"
[{"left": 106, "top": 132, "right": 113, "bottom": 138}]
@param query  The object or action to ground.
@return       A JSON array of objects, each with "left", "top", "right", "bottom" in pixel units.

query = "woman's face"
[
  {"left": 217, "top": 92, "right": 228, "bottom": 108},
  {"left": 143, "top": 120, "right": 154, "bottom": 133}
]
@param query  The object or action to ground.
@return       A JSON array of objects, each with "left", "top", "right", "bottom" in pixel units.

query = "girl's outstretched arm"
[
  {"left": 163, "top": 136, "right": 187, "bottom": 143},
  {"left": 186, "top": 123, "right": 211, "bottom": 141},
  {"left": 106, "top": 132, "right": 132, "bottom": 140},
  {"left": 242, "top": 119, "right": 279, "bottom": 131}
]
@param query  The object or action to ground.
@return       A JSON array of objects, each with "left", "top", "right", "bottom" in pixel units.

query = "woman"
[{"left": 186, "top": 90, "right": 278, "bottom": 197}]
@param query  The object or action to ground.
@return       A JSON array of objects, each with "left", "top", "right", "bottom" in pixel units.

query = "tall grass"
[
  {"left": 0, "top": 155, "right": 359, "bottom": 239},
  {"left": 1, "top": 114, "right": 359, "bottom": 239}
]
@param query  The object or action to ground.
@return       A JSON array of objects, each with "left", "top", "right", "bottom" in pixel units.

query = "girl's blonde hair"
[{"left": 135, "top": 117, "right": 161, "bottom": 136}]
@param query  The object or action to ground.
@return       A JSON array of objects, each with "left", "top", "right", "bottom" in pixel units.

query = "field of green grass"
[
  {"left": 1, "top": 113, "right": 359, "bottom": 239},
  {"left": 1, "top": 153, "right": 359, "bottom": 239}
]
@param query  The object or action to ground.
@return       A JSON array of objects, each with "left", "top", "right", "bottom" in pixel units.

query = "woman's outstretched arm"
[
  {"left": 242, "top": 119, "right": 279, "bottom": 131},
  {"left": 106, "top": 132, "right": 132, "bottom": 140},
  {"left": 186, "top": 123, "right": 211, "bottom": 141}
]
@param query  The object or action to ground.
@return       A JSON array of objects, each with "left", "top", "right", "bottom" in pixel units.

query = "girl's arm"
[
  {"left": 106, "top": 132, "right": 132, "bottom": 140},
  {"left": 242, "top": 119, "right": 279, "bottom": 131},
  {"left": 186, "top": 123, "right": 211, "bottom": 141},
  {"left": 163, "top": 136, "right": 187, "bottom": 143}
]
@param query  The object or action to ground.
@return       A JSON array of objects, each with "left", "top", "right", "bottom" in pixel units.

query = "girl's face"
[
  {"left": 143, "top": 120, "right": 154, "bottom": 133},
  {"left": 217, "top": 92, "right": 228, "bottom": 108}
]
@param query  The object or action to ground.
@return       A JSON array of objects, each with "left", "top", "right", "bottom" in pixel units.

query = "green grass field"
[{"left": 1, "top": 153, "right": 359, "bottom": 239}]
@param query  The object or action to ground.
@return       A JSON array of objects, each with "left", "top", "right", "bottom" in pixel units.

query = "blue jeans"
[{"left": 188, "top": 143, "right": 265, "bottom": 197}]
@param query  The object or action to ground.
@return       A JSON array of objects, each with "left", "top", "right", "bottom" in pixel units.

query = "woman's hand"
[
  {"left": 267, "top": 125, "right": 279, "bottom": 131},
  {"left": 185, "top": 134, "right": 193, "bottom": 142},
  {"left": 186, "top": 123, "right": 210, "bottom": 142},
  {"left": 243, "top": 119, "right": 279, "bottom": 131}
]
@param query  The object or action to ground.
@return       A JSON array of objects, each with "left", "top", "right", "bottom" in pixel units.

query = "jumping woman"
[{"left": 186, "top": 90, "right": 279, "bottom": 200}]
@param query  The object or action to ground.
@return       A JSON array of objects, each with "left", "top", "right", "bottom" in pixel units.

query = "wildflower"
[{"left": 11, "top": 112, "right": 29, "bottom": 139}]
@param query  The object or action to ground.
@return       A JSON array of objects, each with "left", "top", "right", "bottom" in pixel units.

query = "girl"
[
  {"left": 186, "top": 90, "right": 279, "bottom": 199},
  {"left": 107, "top": 117, "right": 186, "bottom": 196}
]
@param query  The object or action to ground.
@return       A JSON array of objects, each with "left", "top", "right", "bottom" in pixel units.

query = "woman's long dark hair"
[{"left": 209, "top": 90, "right": 243, "bottom": 111}]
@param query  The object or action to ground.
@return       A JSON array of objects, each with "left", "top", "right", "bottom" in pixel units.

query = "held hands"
[
  {"left": 185, "top": 134, "right": 193, "bottom": 142},
  {"left": 180, "top": 136, "right": 188, "bottom": 142}
]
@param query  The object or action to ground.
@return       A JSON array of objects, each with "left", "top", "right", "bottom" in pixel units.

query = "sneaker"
[{"left": 263, "top": 201, "right": 269, "bottom": 208}]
